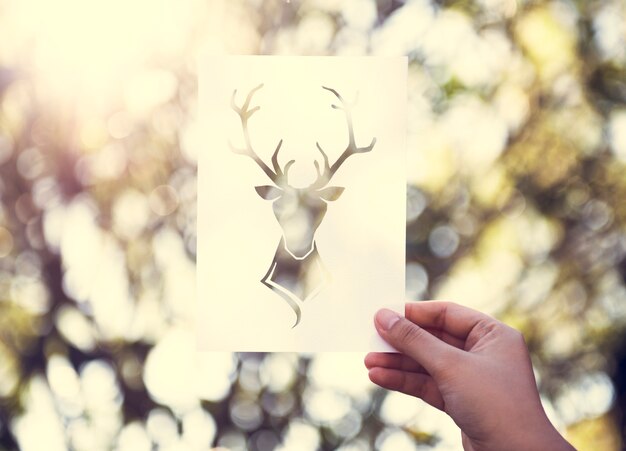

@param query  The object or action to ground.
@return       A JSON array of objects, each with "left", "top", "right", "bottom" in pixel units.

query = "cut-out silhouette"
[{"left": 230, "top": 84, "right": 376, "bottom": 327}]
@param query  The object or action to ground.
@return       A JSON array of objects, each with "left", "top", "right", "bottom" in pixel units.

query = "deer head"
[{"left": 230, "top": 84, "right": 376, "bottom": 259}]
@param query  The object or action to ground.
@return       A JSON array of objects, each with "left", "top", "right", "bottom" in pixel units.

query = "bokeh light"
[{"left": 1, "top": 0, "right": 625, "bottom": 450}]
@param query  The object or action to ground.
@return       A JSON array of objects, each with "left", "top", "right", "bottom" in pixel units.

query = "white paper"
[{"left": 197, "top": 56, "right": 406, "bottom": 351}]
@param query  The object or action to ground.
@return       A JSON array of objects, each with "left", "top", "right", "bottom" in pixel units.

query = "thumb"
[{"left": 375, "top": 309, "right": 458, "bottom": 378}]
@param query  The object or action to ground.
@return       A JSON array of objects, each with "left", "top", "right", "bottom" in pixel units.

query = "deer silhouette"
[{"left": 230, "top": 84, "right": 376, "bottom": 327}]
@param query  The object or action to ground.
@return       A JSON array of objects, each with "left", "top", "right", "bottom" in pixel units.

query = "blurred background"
[{"left": 0, "top": 0, "right": 625, "bottom": 449}]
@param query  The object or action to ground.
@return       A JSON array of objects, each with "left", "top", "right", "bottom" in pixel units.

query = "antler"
[
  {"left": 230, "top": 84, "right": 294, "bottom": 186},
  {"left": 312, "top": 86, "right": 376, "bottom": 189}
]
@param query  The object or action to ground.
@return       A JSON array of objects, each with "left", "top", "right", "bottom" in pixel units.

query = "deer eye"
[
  {"left": 317, "top": 186, "right": 344, "bottom": 201},
  {"left": 255, "top": 185, "right": 282, "bottom": 200}
]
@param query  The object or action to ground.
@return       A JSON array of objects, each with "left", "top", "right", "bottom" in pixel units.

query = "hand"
[{"left": 365, "top": 301, "right": 575, "bottom": 451}]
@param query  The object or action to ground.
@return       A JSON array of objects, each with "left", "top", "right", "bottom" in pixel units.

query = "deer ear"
[
  {"left": 318, "top": 186, "right": 344, "bottom": 201},
  {"left": 255, "top": 185, "right": 282, "bottom": 200}
]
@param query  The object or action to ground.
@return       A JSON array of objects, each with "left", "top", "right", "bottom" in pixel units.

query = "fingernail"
[{"left": 376, "top": 309, "right": 400, "bottom": 331}]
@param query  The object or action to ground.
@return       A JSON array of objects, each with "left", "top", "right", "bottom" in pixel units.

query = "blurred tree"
[{"left": 0, "top": 0, "right": 625, "bottom": 450}]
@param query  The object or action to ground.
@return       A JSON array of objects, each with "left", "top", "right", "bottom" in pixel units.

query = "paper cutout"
[
  {"left": 229, "top": 84, "right": 376, "bottom": 327},
  {"left": 197, "top": 56, "right": 406, "bottom": 352}
]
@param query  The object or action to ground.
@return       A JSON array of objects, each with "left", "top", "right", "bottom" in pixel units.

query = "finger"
[
  {"left": 365, "top": 352, "right": 426, "bottom": 373},
  {"left": 423, "top": 327, "right": 466, "bottom": 349},
  {"left": 368, "top": 367, "right": 445, "bottom": 411},
  {"left": 405, "top": 301, "right": 495, "bottom": 340},
  {"left": 375, "top": 309, "right": 460, "bottom": 377},
  {"left": 365, "top": 327, "right": 466, "bottom": 371}
]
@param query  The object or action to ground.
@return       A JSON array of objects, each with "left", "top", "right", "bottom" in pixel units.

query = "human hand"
[{"left": 365, "top": 301, "right": 575, "bottom": 451}]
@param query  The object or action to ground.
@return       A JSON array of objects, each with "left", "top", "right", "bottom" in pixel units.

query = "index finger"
[{"left": 405, "top": 301, "right": 495, "bottom": 340}]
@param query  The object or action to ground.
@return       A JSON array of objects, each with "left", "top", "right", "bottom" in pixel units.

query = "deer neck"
[{"left": 276, "top": 237, "right": 318, "bottom": 262}]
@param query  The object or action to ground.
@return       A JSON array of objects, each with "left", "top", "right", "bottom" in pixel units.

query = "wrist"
[
  {"left": 535, "top": 423, "right": 575, "bottom": 451},
  {"left": 511, "top": 418, "right": 575, "bottom": 451},
  {"left": 467, "top": 416, "right": 575, "bottom": 451}
]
